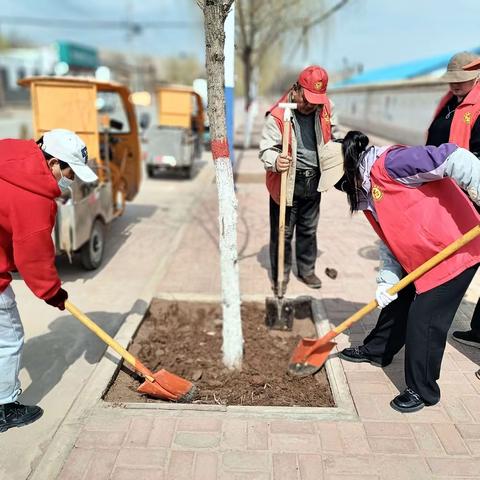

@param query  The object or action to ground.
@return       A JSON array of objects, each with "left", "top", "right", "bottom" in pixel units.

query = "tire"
[
  {"left": 183, "top": 165, "right": 193, "bottom": 179},
  {"left": 147, "top": 165, "right": 155, "bottom": 178},
  {"left": 80, "top": 219, "right": 105, "bottom": 270}
]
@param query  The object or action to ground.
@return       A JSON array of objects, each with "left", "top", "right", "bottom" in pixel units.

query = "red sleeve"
[{"left": 10, "top": 197, "right": 61, "bottom": 300}]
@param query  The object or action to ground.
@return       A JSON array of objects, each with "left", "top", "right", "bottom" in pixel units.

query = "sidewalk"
[{"left": 50, "top": 129, "right": 480, "bottom": 478}]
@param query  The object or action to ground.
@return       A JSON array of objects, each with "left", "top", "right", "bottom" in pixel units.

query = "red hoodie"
[{"left": 0, "top": 139, "right": 62, "bottom": 299}]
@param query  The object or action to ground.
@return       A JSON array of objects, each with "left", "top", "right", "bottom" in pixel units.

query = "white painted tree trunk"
[
  {"left": 201, "top": 0, "right": 243, "bottom": 370},
  {"left": 214, "top": 157, "right": 243, "bottom": 369}
]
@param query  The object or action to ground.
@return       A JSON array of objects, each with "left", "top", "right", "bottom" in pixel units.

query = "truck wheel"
[
  {"left": 147, "top": 165, "right": 155, "bottom": 178},
  {"left": 80, "top": 219, "right": 105, "bottom": 270},
  {"left": 183, "top": 165, "right": 193, "bottom": 179}
]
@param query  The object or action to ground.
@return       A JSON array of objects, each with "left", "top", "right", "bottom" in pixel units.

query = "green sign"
[{"left": 57, "top": 41, "right": 98, "bottom": 69}]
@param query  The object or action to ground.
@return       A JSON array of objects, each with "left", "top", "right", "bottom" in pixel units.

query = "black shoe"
[
  {"left": 339, "top": 346, "right": 391, "bottom": 367},
  {"left": 298, "top": 273, "right": 322, "bottom": 289},
  {"left": 0, "top": 402, "right": 43, "bottom": 433},
  {"left": 452, "top": 330, "right": 480, "bottom": 348},
  {"left": 390, "top": 388, "right": 425, "bottom": 413}
]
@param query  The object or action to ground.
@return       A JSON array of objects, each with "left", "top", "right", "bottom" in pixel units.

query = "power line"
[{"left": 0, "top": 15, "right": 201, "bottom": 31}]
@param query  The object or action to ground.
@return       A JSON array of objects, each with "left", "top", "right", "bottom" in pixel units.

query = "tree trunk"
[{"left": 203, "top": 1, "right": 243, "bottom": 370}]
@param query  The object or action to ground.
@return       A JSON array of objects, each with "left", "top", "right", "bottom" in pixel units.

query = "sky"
[{"left": 1, "top": 0, "right": 479, "bottom": 74}]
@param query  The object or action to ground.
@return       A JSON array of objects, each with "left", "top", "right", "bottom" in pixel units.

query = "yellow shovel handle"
[
  {"left": 333, "top": 224, "right": 480, "bottom": 335},
  {"left": 64, "top": 300, "right": 154, "bottom": 382}
]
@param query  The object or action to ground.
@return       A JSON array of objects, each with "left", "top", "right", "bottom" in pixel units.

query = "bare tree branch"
[{"left": 196, "top": 0, "right": 205, "bottom": 11}]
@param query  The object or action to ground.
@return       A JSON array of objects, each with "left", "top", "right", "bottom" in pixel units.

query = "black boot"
[{"left": 0, "top": 402, "right": 43, "bottom": 433}]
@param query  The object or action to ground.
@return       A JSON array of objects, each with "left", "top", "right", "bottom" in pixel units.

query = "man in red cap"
[{"left": 260, "top": 65, "right": 340, "bottom": 294}]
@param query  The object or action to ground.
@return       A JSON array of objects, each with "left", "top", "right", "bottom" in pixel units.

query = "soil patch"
[{"left": 105, "top": 299, "right": 334, "bottom": 407}]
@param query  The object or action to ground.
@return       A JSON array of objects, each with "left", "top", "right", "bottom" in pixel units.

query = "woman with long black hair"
[{"left": 336, "top": 131, "right": 480, "bottom": 413}]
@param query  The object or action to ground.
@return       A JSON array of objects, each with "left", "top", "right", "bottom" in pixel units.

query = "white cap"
[
  {"left": 42, "top": 129, "right": 98, "bottom": 183},
  {"left": 318, "top": 141, "right": 344, "bottom": 192}
]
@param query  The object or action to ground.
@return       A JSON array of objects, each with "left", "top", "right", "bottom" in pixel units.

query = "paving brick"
[
  {"left": 465, "top": 439, "right": 480, "bottom": 456},
  {"left": 270, "top": 420, "right": 314, "bottom": 434},
  {"left": 367, "top": 437, "right": 418, "bottom": 454},
  {"left": 325, "top": 476, "right": 379, "bottom": 480},
  {"left": 75, "top": 430, "right": 126, "bottom": 449},
  {"left": 354, "top": 394, "right": 406, "bottom": 422},
  {"left": 432, "top": 424, "right": 469, "bottom": 455},
  {"left": 174, "top": 432, "right": 220, "bottom": 449},
  {"left": 111, "top": 467, "right": 164, "bottom": 480},
  {"left": 57, "top": 447, "right": 94, "bottom": 480},
  {"left": 166, "top": 451, "right": 194, "bottom": 479},
  {"left": 442, "top": 398, "right": 475, "bottom": 424},
  {"left": 404, "top": 406, "right": 452, "bottom": 424},
  {"left": 222, "top": 452, "right": 270, "bottom": 472},
  {"left": 373, "top": 455, "right": 432, "bottom": 480},
  {"left": 84, "top": 416, "right": 131, "bottom": 432},
  {"left": 363, "top": 422, "right": 412, "bottom": 438},
  {"left": 116, "top": 448, "right": 167, "bottom": 467},
  {"left": 318, "top": 423, "right": 344, "bottom": 453},
  {"left": 124, "top": 417, "right": 154, "bottom": 447},
  {"left": 457, "top": 424, "right": 480, "bottom": 439},
  {"left": 193, "top": 452, "right": 218, "bottom": 480},
  {"left": 83, "top": 449, "right": 118, "bottom": 479},
  {"left": 323, "top": 455, "right": 378, "bottom": 475},
  {"left": 337, "top": 423, "right": 370, "bottom": 455},
  {"left": 461, "top": 395, "right": 480, "bottom": 419},
  {"left": 270, "top": 433, "right": 320, "bottom": 453},
  {"left": 272, "top": 453, "right": 299, "bottom": 480},
  {"left": 410, "top": 423, "right": 445, "bottom": 455},
  {"left": 176, "top": 417, "right": 222, "bottom": 432},
  {"left": 248, "top": 421, "right": 269, "bottom": 450},
  {"left": 298, "top": 454, "right": 324, "bottom": 480},
  {"left": 345, "top": 371, "right": 390, "bottom": 384},
  {"left": 348, "top": 382, "right": 393, "bottom": 395},
  {"left": 219, "top": 473, "right": 270, "bottom": 480},
  {"left": 148, "top": 418, "right": 176, "bottom": 448},
  {"left": 427, "top": 457, "right": 480, "bottom": 476},
  {"left": 222, "top": 419, "right": 248, "bottom": 450}
]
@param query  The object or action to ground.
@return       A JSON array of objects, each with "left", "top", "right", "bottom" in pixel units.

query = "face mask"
[{"left": 58, "top": 173, "right": 74, "bottom": 192}]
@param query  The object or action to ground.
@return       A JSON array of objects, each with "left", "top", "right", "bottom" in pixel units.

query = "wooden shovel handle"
[
  {"left": 332, "top": 224, "right": 480, "bottom": 336},
  {"left": 65, "top": 300, "right": 155, "bottom": 382},
  {"left": 277, "top": 119, "right": 291, "bottom": 290}
]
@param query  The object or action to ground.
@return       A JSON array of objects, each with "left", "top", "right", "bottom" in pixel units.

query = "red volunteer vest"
[
  {"left": 431, "top": 83, "right": 480, "bottom": 148},
  {"left": 265, "top": 93, "right": 332, "bottom": 204},
  {"left": 365, "top": 147, "right": 480, "bottom": 293}
]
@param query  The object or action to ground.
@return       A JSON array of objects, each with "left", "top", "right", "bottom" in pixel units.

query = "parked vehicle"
[
  {"left": 18, "top": 76, "right": 145, "bottom": 269},
  {"left": 146, "top": 85, "right": 205, "bottom": 179}
]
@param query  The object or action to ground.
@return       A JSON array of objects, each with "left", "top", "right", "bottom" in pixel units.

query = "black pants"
[
  {"left": 269, "top": 171, "right": 321, "bottom": 282},
  {"left": 362, "top": 264, "right": 478, "bottom": 405},
  {"left": 466, "top": 297, "right": 480, "bottom": 334}
]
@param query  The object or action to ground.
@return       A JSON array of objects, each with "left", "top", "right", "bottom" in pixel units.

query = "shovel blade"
[
  {"left": 265, "top": 296, "right": 294, "bottom": 330},
  {"left": 137, "top": 369, "right": 197, "bottom": 402},
  {"left": 288, "top": 338, "right": 336, "bottom": 378}
]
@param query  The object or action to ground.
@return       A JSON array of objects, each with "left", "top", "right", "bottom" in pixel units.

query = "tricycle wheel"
[
  {"left": 80, "top": 219, "right": 105, "bottom": 270},
  {"left": 147, "top": 165, "right": 155, "bottom": 178}
]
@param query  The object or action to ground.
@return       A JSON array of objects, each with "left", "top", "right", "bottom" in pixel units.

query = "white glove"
[{"left": 375, "top": 283, "right": 398, "bottom": 309}]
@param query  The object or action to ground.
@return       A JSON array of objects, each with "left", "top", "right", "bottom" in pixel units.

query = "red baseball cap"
[
  {"left": 298, "top": 65, "right": 329, "bottom": 104},
  {"left": 463, "top": 58, "right": 480, "bottom": 71}
]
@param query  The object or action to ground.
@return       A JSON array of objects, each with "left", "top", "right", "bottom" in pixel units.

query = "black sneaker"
[
  {"left": 390, "top": 388, "right": 425, "bottom": 413},
  {"left": 339, "top": 346, "right": 392, "bottom": 367},
  {"left": 0, "top": 402, "right": 43, "bottom": 433},
  {"left": 298, "top": 273, "right": 322, "bottom": 289},
  {"left": 452, "top": 330, "right": 480, "bottom": 348}
]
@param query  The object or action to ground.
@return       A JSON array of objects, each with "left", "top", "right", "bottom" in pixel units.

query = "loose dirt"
[{"left": 105, "top": 299, "right": 334, "bottom": 407}]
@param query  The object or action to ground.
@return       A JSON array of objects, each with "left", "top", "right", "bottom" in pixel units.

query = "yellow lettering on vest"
[{"left": 464, "top": 112, "right": 472, "bottom": 125}]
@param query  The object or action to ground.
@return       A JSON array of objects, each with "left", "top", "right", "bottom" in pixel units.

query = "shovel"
[
  {"left": 265, "top": 102, "right": 296, "bottom": 330},
  {"left": 65, "top": 301, "right": 197, "bottom": 401},
  {"left": 288, "top": 224, "right": 480, "bottom": 377}
]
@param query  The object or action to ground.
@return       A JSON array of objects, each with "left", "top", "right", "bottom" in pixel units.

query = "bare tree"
[
  {"left": 236, "top": 0, "right": 349, "bottom": 147},
  {"left": 197, "top": 0, "right": 243, "bottom": 370}
]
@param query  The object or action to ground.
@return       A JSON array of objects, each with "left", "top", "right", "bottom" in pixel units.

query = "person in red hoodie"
[{"left": 0, "top": 129, "right": 98, "bottom": 432}]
